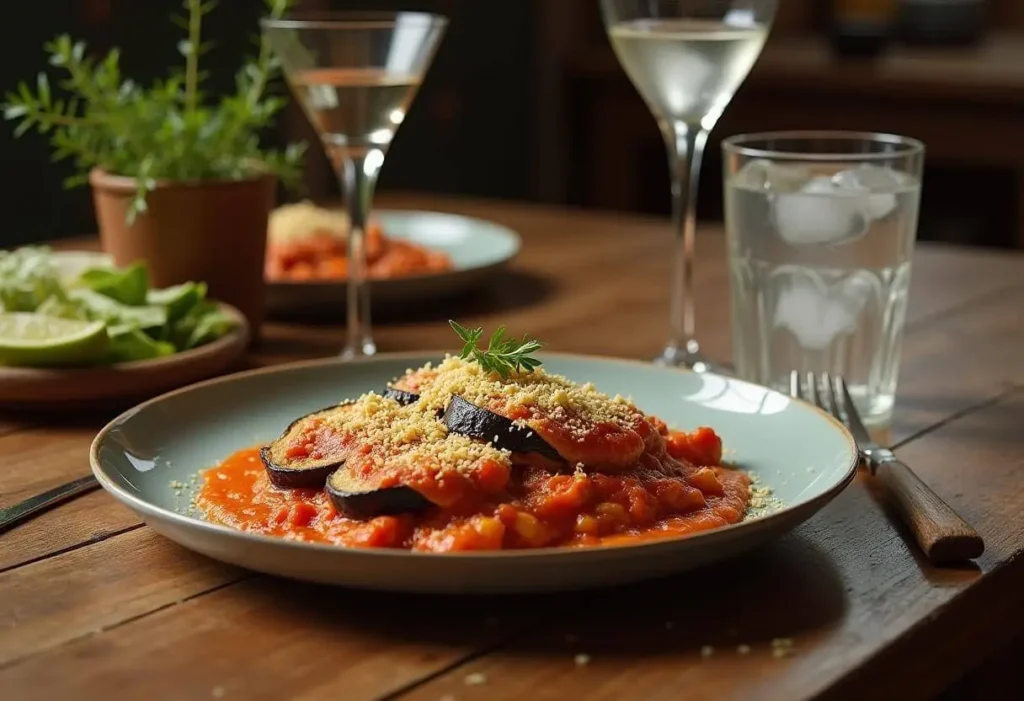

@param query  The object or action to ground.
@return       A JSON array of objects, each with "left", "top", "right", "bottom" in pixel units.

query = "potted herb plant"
[{"left": 3, "top": 0, "right": 305, "bottom": 335}]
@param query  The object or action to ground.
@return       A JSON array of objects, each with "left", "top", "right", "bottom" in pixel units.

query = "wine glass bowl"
[
  {"left": 262, "top": 12, "right": 447, "bottom": 359},
  {"left": 600, "top": 0, "right": 776, "bottom": 371}
]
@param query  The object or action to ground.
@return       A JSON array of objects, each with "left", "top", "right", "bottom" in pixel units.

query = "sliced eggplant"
[
  {"left": 443, "top": 395, "right": 562, "bottom": 461},
  {"left": 326, "top": 468, "right": 432, "bottom": 519},
  {"left": 383, "top": 387, "right": 419, "bottom": 405},
  {"left": 261, "top": 403, "right": 358, "bottom": 488}
]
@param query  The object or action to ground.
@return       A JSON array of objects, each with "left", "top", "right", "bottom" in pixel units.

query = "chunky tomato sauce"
[
  {"left": 196, "top": 425, "right": 751, "bottom": 552},
  {"left": 265, "top": 223, "right": 451, "bottom": 282}
]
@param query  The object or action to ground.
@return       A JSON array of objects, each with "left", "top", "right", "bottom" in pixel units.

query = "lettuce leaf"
[
  {"left": 78, "top": 262, "right": 150, "bottom": 306},
  {"left": 107, "top": 324, "right": 176, "bottom": 363}
]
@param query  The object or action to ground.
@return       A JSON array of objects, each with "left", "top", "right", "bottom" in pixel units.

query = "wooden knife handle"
[{"left": 876, "top": 459, "right": 984, "bottom": 565}]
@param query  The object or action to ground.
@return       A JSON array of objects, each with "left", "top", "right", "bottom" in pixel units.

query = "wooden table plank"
[
  {"left": 0, "top": 492, "right": 140, "bottom": 573},
  {"left": 395, "top": 392, "right": 1024, "bottom": 701},
  {"left": 1, "top": 577, "right": 577, "bottom": 701},
  {"left": 1, "top": 196, "right": 1023, "bottom": 700},
  {"left": 0, "top": 528, "right": 240, "bottom": 667}
]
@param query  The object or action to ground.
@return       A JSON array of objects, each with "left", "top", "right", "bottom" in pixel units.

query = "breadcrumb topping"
[
  {"left": 411, "top": 355, "right": 644, "bottom": 439},
  {"left": 316, "top": 391, "right": 511, "bottom": 476}
]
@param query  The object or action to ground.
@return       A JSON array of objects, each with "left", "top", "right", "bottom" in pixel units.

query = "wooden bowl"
[{"left": 0, "top": 303, "right": 250, "bottom": 409}]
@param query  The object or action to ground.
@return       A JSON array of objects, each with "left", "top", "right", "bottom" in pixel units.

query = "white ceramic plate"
[
  {"left": 265, "top": 210, "right": 521, "bottom": 318},
  {"left": 90, "top": 353, "right": 858, "bottom": 593}
]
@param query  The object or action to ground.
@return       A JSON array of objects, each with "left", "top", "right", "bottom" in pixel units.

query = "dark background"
[{"left": 2, "top": 1, "right": 1024, "bottom": 249}]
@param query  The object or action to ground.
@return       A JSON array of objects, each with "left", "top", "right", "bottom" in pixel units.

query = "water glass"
[{"left": 722, "top": 131, "right": 925, "bottom": 426}]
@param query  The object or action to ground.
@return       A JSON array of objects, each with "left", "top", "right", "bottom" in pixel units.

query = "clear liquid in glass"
[
  {"left": 607, "top": 18, "right": 768, "bottom": 126},
  {"left": 290, "top": 68, "right": 422, "bottom": 155},
  {"left": 726, "top": 161, "right": 922, "bottom": 425}
]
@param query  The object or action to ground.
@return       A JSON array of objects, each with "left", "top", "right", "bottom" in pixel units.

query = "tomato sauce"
[
  {"left": 265, "top": 223, "right": 451, "bottom": 282},
  {"left": 197, "top": 425, "right": 750, "bottom": 552}
]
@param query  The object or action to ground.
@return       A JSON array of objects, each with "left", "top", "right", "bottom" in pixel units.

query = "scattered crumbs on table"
[
  {"left": 664, "top": 620, "right": 675, "bottom": 630},
  {"left": 737, "top": 644, "right": 752, "bottom": 655},
  {"left": 700, "top": 645, "right": 714, "bottom": 659},
  {"left": 464, "top": 673, "right": 487, "bottom": 687},
  {"left": 574, "top": 653, "right": 591, "bottom": 667},
  {"left": 564, "top": 633, "right": 579, "bottom": 644},
  {"left": 771, "top": 638, "right": 795, "bottom": 658},
  {"left": 211, "top": 685, "right": 225, "bottom": 699}
]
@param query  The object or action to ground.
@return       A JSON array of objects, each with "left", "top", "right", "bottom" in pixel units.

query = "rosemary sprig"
[{"left": 449, "top": 320, "right": 543, "bottom": 378}]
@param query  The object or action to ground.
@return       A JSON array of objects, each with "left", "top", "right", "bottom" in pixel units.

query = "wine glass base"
[
  {"left": 340, "top": 340, "right": 377, "bottom": 362},
  {"left": 654, "top": 345, "right": 716, "bottom": 373}
]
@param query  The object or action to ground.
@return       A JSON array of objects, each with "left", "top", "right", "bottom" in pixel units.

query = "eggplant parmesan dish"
[{"left": 196, "top": 323, "right": 752, "bottom": 552}]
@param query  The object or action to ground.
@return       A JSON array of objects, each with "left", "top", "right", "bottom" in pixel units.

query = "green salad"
[{"left": 0, "top": 246, "right": 237, "bottom": 367}]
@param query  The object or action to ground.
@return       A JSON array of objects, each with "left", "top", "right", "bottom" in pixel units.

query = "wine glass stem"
[
  {"left": 339, "top": 148, "right": 383, "bottom": 360},
  {"left": 663, "top": 121, "right": 709, "bottom": 355}
]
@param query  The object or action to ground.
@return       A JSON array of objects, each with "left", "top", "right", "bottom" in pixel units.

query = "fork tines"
[{"left": 789, "top": 370, "right": 871, "bottom": 446}]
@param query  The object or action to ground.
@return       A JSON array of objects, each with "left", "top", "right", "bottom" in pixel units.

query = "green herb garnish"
[
  {"left": 2, "top": 0, "right": 305, "bottom": 223},
  {"left": 449, "top": 320, "right": 543, "bottom": 378}
]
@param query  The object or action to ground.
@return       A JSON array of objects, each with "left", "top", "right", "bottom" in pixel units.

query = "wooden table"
[{"left": 3, "top": 194, "right": 1023, "bottom": 700}]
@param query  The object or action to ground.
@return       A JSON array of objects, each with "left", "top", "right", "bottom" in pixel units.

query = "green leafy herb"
[
  {"left": 0, "top": 246, "right": 66, "bottom": 312},
  {"left": 3, "top": 0, "right": 306, "bottom": 223},
  {"left": 0, "top": 246, "right": 237, "bottom": 364},
  {"left": 78, "top": 261, "right": 150, "bottom": 306},
  {"left": 449, "top": 320, "right": 543, "bottom": 378}
]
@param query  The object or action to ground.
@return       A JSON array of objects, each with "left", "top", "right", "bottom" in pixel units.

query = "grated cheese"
[
  {"left": 314, "top": 391, "right": 511, "bottom": 477},
  {"left": 268, "top": 201, "right": 349, "bottom": 245},
  {"left": 463, "top": 673, "right": 487, "bottom": 686},
  {"left": 410, "top": 356, "right": 644, "bottom": 442}
]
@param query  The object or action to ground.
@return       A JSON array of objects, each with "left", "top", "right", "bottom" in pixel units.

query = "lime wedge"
[{"left": 0, "top": 313, "right": 109, "bottom": 367}]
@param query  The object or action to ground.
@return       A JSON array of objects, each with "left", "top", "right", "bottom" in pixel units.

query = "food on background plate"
[
  {"left": 266, "top": 201, "right": 452, "bottom": 282},
  {"left": 198, "top": 322, "right": 752, "bottom": 552},
  {"left": 0, "top": 246, "right": 237, "bottom": 367}
]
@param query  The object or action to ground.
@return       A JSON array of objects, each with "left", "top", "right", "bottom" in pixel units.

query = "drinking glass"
[
  {"left": 722, "top": 131, "right": 925, "bottom": 426},
  {"left": 262, "top": 13, "right": 447, "bottom": 359},
  {"left": 599, "top": 0, "right": 776, "bottom": 371}
]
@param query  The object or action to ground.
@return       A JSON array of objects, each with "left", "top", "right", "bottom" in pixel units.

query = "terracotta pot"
[{"left": 90, "top": 168, "right": 276, "bottom": 340}]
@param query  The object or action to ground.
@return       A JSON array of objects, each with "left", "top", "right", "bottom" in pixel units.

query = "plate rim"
[
  {"left": 264, "top": 208, "right": 522, "bottom": 289},
  {"left": 90, "top": 351, "right": 859, "bottom": 561}
]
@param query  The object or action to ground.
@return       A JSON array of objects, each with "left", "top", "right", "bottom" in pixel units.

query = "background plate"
[
  {"left": 91, "top": 353, "right": 858, "bottom": 594},
  {"left": 266, "top": 210, "right": 521, "bottom": 318}
]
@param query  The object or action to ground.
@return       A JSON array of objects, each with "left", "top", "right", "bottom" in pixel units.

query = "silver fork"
[{"left": 791, "top": 371, "right": 984, "bottom": 566}]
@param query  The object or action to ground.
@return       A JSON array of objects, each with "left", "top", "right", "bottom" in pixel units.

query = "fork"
[{"left": 790, "top": 371, "right": 984, "bottom": 566}]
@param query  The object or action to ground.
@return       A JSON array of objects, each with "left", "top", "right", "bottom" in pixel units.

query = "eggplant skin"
[
  {"left": 443, "top": 395, "right": 562, "bottom": 461},
  {"left": 326, "top": 469, "right": 432, "bottom": 519},
  {"left": 383, "top": 387, "right": 419, "bottom": 405},
  {"left": 261, "top": 404, "right": 355, "bottom": 489}
]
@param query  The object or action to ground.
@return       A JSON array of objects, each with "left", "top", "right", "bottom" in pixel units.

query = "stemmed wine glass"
[
  {"left": 600, "top": 1, "right": 776, "bottom": 370},
  {"left": 262, "top": 12, "right": 447, "bottom": 359}
]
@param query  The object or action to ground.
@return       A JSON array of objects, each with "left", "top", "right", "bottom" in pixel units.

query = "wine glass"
[
  {"left": 600, "top": 1, "right": 776, "bottom": 371},
  {"left": 262, "top": 12, "right": 447, "bottom": 359}
]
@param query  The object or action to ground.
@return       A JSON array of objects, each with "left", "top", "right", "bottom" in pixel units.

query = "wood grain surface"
[{"left": 1, "top": 194, "right": 1023, "bottom": 701}]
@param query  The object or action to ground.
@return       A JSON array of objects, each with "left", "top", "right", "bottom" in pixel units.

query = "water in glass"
[{"left": 726, "top": 160, "right": 921, "bottom": 425}]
